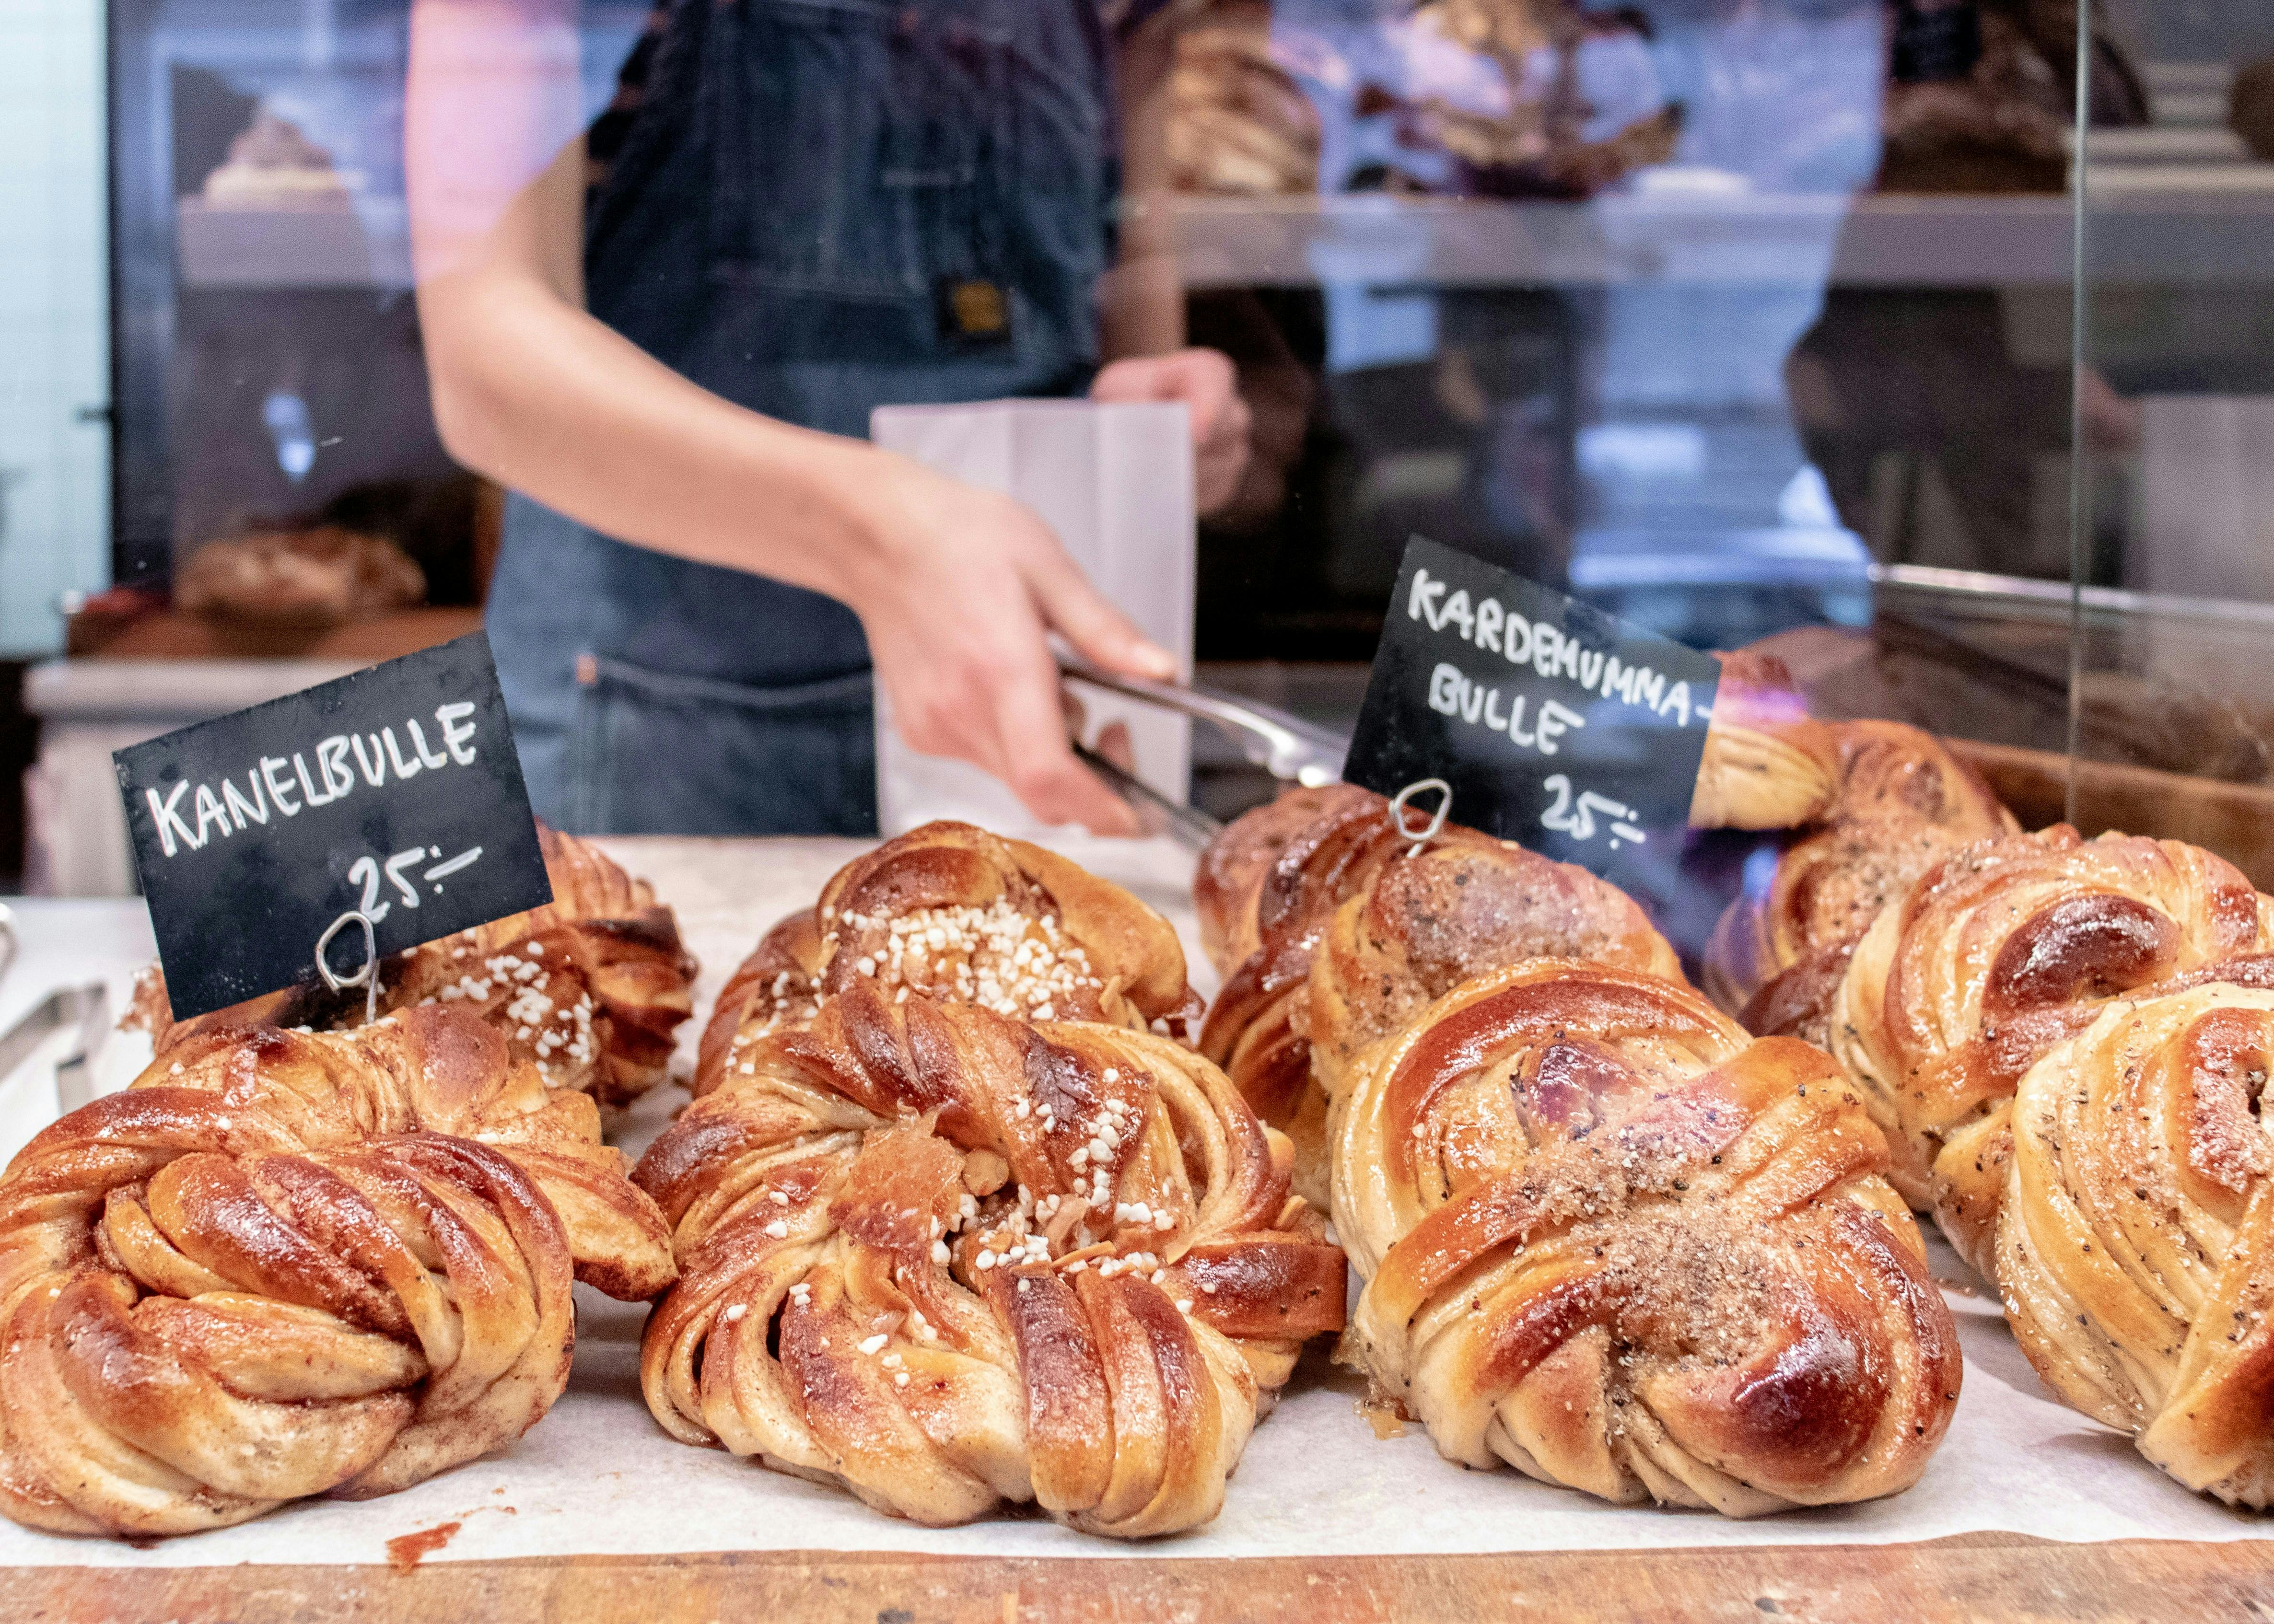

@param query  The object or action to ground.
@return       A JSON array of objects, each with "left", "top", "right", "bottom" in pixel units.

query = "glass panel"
[
  {"left": 40, "top": 0, "right": 2139, "bottom": 921},
  {"left": 2071, "top": 0, "right": 2274, "bottom": 888},
  {"left": 45, "top": 0, "right": 2178, "bottom": 925},
  {"left": 1172, "top": 0, "right": 2103, "bottom": 966},
  {"left": 0, "top": 0, "right": 107, "bottom": 658},
  {"left": 99, "top": 0, "right": 642, "bottom": 643}
]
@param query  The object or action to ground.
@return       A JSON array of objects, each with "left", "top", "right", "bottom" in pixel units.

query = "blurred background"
[{"left": 5, "top": 0, "right": 2274, "bottom": 889}]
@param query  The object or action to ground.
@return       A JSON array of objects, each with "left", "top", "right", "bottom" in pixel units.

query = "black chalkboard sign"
[
  {"left": 114, "top": 632, "right": 553, "bottom": 1020},
  {"left": 1344, "top": 538, "right": 1722, "bottom": 902}
]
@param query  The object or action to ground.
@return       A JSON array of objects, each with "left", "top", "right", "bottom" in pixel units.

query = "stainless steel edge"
[
  {"left": 54, "top": 983, "right": 110, "bottom": 1113},
  {"left": 1060, "top": 658, "right": 1350, "bottom": 785},
  {"left": 0, "top": 983, "right": 110, "bottom": 1106},
  {"left": 1870, "top": 563, "right": 2274, "bottom": 628},
  {"left": 1070, "top": 742, "right": 1223, "bottom": 852}
]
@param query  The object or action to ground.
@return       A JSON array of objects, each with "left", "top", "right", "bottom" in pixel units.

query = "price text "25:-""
[
  {"left": 1540, "top": 774, "right": 1646, "bottom": 850},
  {"left": 346, "top": 843, "right": 485, "bottom": 923}
]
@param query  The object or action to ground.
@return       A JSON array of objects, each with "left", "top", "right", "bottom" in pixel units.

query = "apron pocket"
[{"left": 568, "top": 654, "right": 877, "bottom": 836}]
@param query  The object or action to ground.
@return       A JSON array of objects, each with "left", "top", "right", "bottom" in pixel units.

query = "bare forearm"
[
  {"left": 404, "top": 0, "right": 1171, "bottom": 834},
  {"left": 420, "top": 267, "right": 898, "bottom": 603}
]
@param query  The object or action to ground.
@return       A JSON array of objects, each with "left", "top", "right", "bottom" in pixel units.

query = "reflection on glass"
[
  {"left": 2066, "top": 0, "right": 2274, "bottom": 864},
  {"left": 72, "top": 0, "right": 2274, "bottom": 851}
]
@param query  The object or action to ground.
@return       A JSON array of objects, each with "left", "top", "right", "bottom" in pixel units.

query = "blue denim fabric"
[{"left": 487, "top": 0, "right": 1114, "bottom": 834}]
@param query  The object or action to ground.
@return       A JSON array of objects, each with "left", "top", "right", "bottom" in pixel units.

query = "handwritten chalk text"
[
  {"left": 1408, "top": 565, "right": 1696, "bottom": 727},
  {"left": 142, "top": 703, "right": 481, "bottom": 860}
]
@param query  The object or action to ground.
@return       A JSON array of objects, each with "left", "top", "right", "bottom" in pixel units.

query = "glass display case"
[
  {"left": 10, "top": 0, "right": 2268, "bottom": 896},
  {"left": 102, "top": 0, "right": 646, "bottom": 620},
  {"left": 1172, "top": 0, "right": 2274, "bottom": 892},
  {"left": 17, "top": 1, "right": 2274, "bottom": 1593},
  {"left": 2065, "top": 3, "right": 2274, "bottom": 885}
]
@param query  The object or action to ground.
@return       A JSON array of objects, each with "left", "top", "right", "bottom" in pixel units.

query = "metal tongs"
[
  {"left": 0, "top": 898, "right": 111, "bottom": 1114},
  {"left": 0, "top": 982, "right": 110, "bottom": 1115},
  {"left": 1060, "top": 655, "right": 1352, "bottom": 848},
  {"left": 1071, "top": 741, "right": 1224, "bottom": 848}
]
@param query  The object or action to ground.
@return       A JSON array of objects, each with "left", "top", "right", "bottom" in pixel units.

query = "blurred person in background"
[
  {"left": 407, "top": 0, "right": 1254, "bottom": 836},
  {"left": 2233, "top": 48, "right": 2274, "bottom": 161},
  {"left": 1785, "top": 0, "right": 2147, "bottom": 577}
]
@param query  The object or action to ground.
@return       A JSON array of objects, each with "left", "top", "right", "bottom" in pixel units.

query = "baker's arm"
[{"left": 405, "top": 0, "right": 1165, "bottom": 832}]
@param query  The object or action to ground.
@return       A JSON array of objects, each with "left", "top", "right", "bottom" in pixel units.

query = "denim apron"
[{"left": 487, "top": 0, "right": 1115, "bottom": 834}]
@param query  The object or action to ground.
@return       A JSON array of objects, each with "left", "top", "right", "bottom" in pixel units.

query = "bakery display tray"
[{"left": 0, "top": 835, "right": 2267, "bottom": 1621}]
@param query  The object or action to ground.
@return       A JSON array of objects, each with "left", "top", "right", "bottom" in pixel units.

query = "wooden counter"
[{"left": 6, "top": 1535, "right": 2269, "bottom": 1622}]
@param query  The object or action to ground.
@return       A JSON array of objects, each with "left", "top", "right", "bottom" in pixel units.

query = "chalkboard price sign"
[
  {"left": 114, "top": 632, "right": 553, "bottom": 1020},
  {"left": 1343, "top": 538, "right": 1722, "bottom": 899}
]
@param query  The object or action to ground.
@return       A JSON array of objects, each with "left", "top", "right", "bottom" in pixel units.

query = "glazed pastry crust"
[
  {"left": 1998, "top": 982, "right": 2274, "bottom": 1506},
  {"left": 1192, "top": 784, "right": 1363, "bottom": 977},
  {"left": 696, "top": 821, "right": 1198, "bottom": 1102},
  {"left": 1195, "top": 789, "right": 1497, "bottom": 1205},
  {"left": 1827, "top": 825, "right": 2274, "bottom": 1276},
  {"left": 637, "top": 983, "right": 1342, "bottom": 1538},
  {"left": 1703, "top": 719, "right": 2017, "bottom": 1029},
  {"left": 0, "top": 1007, "right": 674, "bottom": 1537},
  {"left": 1688, "top": 650, "right": 1837, "bottom": 833},
  {"left": 1196, "top": 789, "right": 1679, "bottom": 1209},
  {"left": 1329, "top": 961, "right": 1959, "bottom": 1516}
]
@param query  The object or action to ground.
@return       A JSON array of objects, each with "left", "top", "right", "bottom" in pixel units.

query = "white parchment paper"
[{"left": 0, "top": 835, "right": 2263, "bottom": 1567}]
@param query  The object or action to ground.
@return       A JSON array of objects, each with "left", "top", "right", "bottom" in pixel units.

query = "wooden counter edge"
[
  {"left": 6, "top": 1532, "right": 2271, "bottom": 1623},
  {"left": 1946, "top": 736, "right": 2274, "bottom": 892}
]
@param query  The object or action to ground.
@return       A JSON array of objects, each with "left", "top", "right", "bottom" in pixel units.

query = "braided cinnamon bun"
[
  {"left": 1192, "top": 784, "right": 1364, "bottom": 977},
  {"left": 1827, "top": 825, "right": 2274, "bottom": 1278},
  {"left": 695, "top": 821, "right": 1198, "bottom": 1100},
  {"left": 1196, "top": 790, "right": 1496, "bottom": 1187},
  {"left": 636, "top": 983, "right": 1343, "bottom": 1537},
  {"left": 1703, "top": 720, "right": 2016, "bottom": 1027},
  {"left": 1306, "top": 841, "right": 1683, "bottom": 1096},
  {"left": 128, "top": 824, "right": 698, "bottom": 1112},
  {"left": 1688, "top": 650, "right": 1836, "bottom": 833},
  {"left": 0, "top": 1006, "right": 674, "bottom": 1537},
  {"left": 1196, "top": 789, "right": 1678, "bottom": 1209},
  {"left": 1288, "top": 837, "right": 1679, "bottom": 1209},
  {"left": 385, "top": 824, "right": 697, "bottom": 1108},
  {"left": 1999, "top": 981, "right": 2274, "bottom": 1506},
  {"left": 1330, "top": 961, "right": 1960, "bottom": 1515},
  {"left": 696, "top": 909, "right": 827, "bottom": 1096}
]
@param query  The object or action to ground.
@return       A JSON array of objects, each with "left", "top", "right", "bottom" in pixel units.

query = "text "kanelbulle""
[{"left": 141, "top": 704, "right": 480, "bottom": 858}]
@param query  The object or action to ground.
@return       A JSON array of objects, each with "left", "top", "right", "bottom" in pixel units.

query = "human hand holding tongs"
[{"left": 1058, "top": 655, "right": 1350, "bottom": 849}]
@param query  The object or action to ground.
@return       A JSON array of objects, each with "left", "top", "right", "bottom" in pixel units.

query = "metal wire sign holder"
[
  {"left": 315, "top": 909, "right": 383, "bottom": 1025},
  {"left": 1389, "top": 777, "right": 1453, "bottom": 855}
]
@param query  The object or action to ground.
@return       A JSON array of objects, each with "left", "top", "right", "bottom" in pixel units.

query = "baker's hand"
[
  {"left": 1090, "top": 348, "right": 1253, "bottom": 517},
  {"left": 839, "top": 452, "right": 1172, "bottom": 835}
]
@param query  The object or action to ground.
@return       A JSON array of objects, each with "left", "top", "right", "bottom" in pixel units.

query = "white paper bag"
[{"left": 867, "top": 399, "right": 1195, "bottom": 837}]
